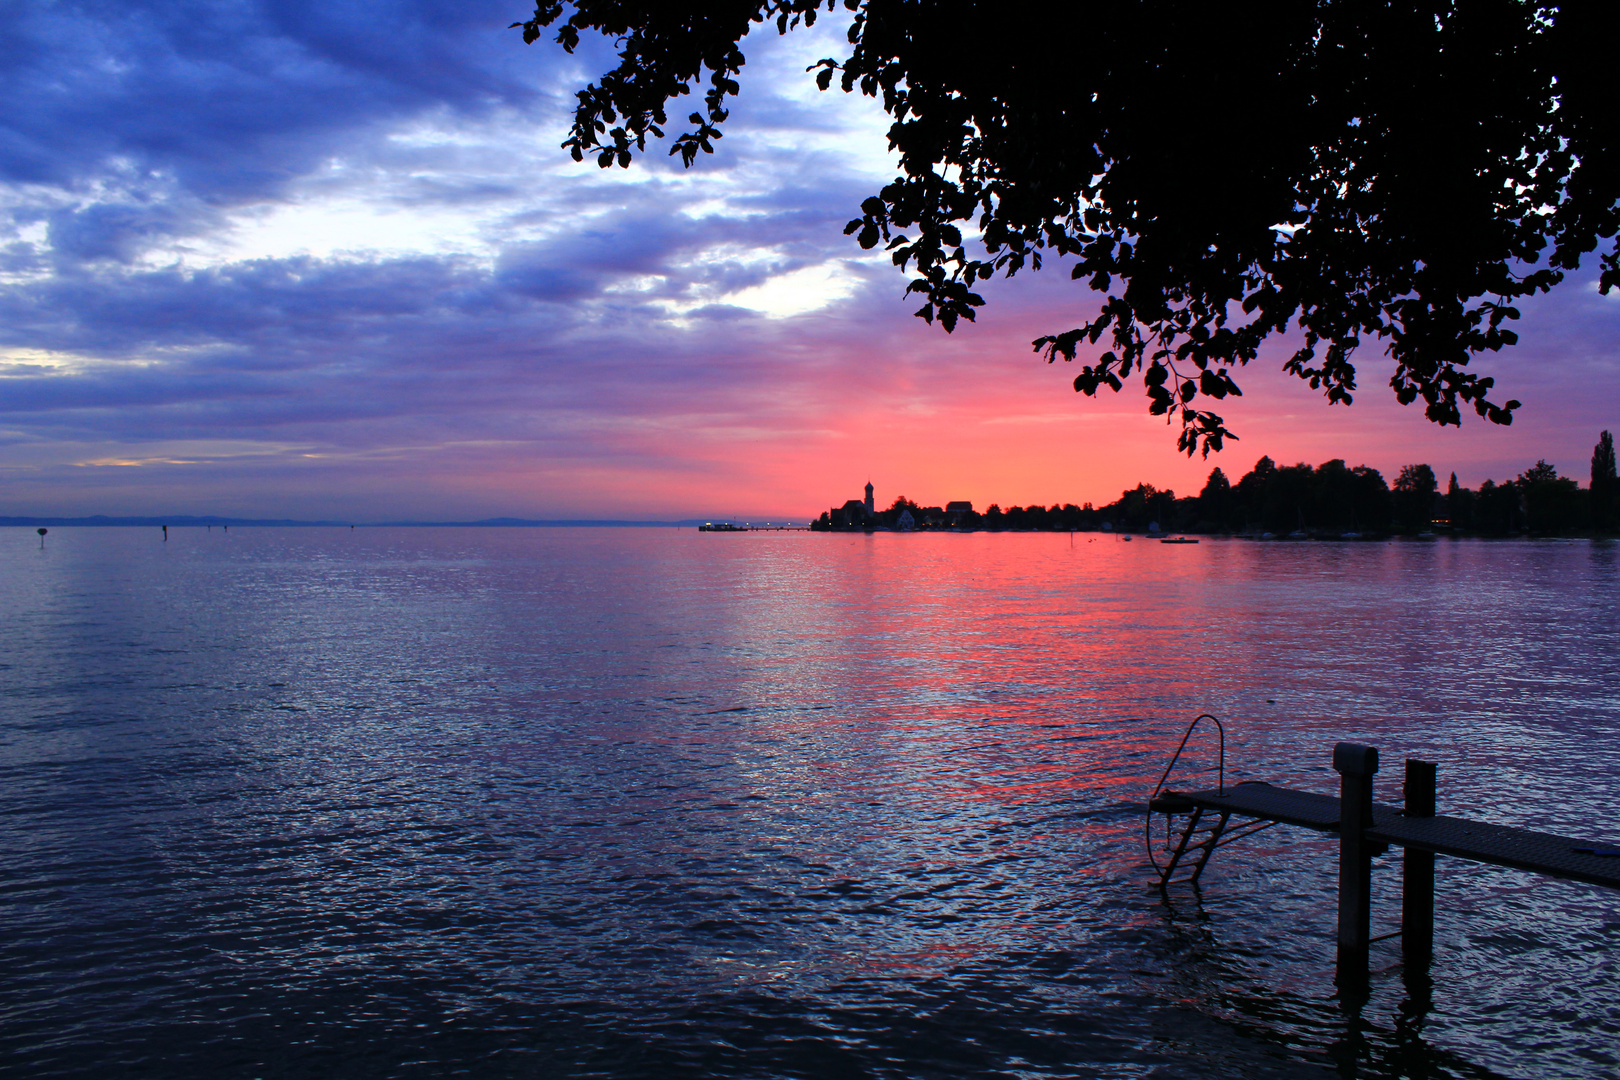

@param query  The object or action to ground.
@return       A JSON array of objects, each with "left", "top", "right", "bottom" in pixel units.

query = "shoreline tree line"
[{"left": 815, "top": 431, "right": 1619, "bottom": 537}]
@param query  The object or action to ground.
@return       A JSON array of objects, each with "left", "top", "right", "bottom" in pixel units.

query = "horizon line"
[{"left": 1, "top": 515, "right": 812, "bottom": 529}]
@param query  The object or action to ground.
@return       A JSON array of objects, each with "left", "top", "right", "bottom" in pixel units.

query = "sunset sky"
[{"left": 3, "top": 1, "right": 1615, "bottom": 522}]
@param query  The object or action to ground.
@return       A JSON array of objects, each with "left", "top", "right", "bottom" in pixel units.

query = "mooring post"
[
  {"left": 1333, "top": 742, "right": 1379, "bottom": 979},
  {"left": 1402, "top": 759, "right": 1436, "bottom": 964}
]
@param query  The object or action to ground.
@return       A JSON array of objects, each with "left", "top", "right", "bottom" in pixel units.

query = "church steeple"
[{"left": 864, "top": 480, "right": 874, "bottom": 517}]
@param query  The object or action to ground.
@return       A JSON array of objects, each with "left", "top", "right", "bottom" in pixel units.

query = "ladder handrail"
[
  {"left": 1152, "top": 713, "right": 1225, "bottom": 801},
  {"left": 1145, "top": 713, "right": 1226, "bottom": 881}
]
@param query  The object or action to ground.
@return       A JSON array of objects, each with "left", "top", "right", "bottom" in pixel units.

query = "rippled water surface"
[{"left": 3, "top": 527, "right": 1618, "bottom": 1078}]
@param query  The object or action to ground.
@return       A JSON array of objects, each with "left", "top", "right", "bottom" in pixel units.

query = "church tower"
[{"left": 864, "top": 481, "right": 874, "bottom": 518}]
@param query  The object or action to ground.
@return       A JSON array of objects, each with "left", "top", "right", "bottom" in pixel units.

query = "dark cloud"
[
  {"left": 0, "top": 254, "right": 491, "bottom": 356},
  {"left": 0, "top": 222, "right": 895, "bottom": 447},
  {"left": 492, "top": 260, "right": 599, "bottom": 303},
  {"left": 46, "top": 199, "right": 224, "bottom": 265},
  {"left": 2, "top": 0, "right": 543, "bottom": 190},
  {"left": 1, "top": 0, "right": 557, "bottom": 270}
]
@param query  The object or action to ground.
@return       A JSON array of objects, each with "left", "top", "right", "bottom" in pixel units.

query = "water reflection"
[{"left": 1, "top": 528, "right": 1616, "bottom": 1077}]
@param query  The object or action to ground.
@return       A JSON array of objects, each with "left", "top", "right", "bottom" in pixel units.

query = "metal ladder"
[
  {"left": 1150, "top": 797, "right": 1233, "bottom": 886},
  {"left": 1146, "top": 714, "right": 1274, "bottom": 887}
]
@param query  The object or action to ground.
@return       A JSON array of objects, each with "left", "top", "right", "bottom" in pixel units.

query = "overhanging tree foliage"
[{"left": 516, "top": 1, "right": 1619, "bottom": 454}]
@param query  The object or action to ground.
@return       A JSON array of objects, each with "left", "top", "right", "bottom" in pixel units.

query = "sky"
[{"left": 2, "top": 1, "right": 1616, "bottom": 522}]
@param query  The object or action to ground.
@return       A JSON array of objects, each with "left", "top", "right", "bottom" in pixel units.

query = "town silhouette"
[{"left": 816, "top": 430, "right": 1619, "bottom": 537}]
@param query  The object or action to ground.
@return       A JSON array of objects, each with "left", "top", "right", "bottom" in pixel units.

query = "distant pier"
[{"left": 698, "top": 522, "right": 810, "bottom": 532}]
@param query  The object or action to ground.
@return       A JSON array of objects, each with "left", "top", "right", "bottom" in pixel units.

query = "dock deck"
[{"left": 1171, "top": 780, "right": 1620, "bottom": 890}]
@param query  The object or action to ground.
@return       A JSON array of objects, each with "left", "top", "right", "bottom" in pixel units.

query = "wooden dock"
[
  {"left": 1172, "top": 780, "right": 1620, "bottom": 891},
  {"left": 1155, "top": 744, "right": 1620, "bottom": 980}
]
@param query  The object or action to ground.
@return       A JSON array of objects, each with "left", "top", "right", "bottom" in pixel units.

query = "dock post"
[
  {"left": 1333, "top": 742, "right": 1379, "bottom": 981},
  {"left": 1402, "top": 759, "right": 1436, "bottom": 965}
]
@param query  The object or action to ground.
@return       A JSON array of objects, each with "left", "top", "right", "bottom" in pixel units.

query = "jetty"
[
  {"left": 1151, "top": 740, "right": 1620, "bottom": 980},
  {"left": 698, "top": 522, "right": 810, "bottom": 532}
]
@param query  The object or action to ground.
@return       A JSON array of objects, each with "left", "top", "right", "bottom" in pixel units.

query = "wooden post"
[
  {"left": 1333, "top": 742, "right": 1379, "bottom": 979},
  {"left": 1403, "top": 759, "right": 1436, "bottom": 964}
]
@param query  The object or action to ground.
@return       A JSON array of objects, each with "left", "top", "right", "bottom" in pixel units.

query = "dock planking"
[
  {"left": 1371, "top": 812, "right": 1620, "bottom": 890},
  {"left": 1169, "top": 780, "right": 1363, "bottom": 831},
  {"left": 1170, "top": 780, "right": 1620, "bottom": 890}
]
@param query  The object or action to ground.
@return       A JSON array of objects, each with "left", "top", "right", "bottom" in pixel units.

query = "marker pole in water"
[{"left": 37, "top": 527, "right": 47, "bottom": 548}]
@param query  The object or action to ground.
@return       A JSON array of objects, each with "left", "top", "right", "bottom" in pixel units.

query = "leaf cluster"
[{"left": 516, "top": 1, "right": 1619, "bottom": 454}]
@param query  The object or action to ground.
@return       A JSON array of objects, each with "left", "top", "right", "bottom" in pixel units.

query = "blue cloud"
[
  {"left": 46, "top": 200, "right": 224, "bottom": 265},
  {"left": 3, "top": 0, "right": 543, "bottom": 187}
]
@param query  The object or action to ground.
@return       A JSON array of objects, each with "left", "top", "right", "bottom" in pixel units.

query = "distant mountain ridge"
[{"left": 2, "top": 515, "right": 711, "bottom": 528}]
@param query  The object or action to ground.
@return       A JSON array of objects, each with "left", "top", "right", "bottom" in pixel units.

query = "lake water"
[{"left": 2, "top": 527, "right": 1617, "bottom": 1078}]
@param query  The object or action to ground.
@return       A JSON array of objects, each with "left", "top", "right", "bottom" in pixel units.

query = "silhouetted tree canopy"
[
  {"left": 516, "top": 1, "right": 1618, "bottom": 453},
  {"left": 1392, "top": 463, "right": 1440, "bottom": 530},
  {"left": 1593, "top": 431, "right": 1618, "bottom": 530}
]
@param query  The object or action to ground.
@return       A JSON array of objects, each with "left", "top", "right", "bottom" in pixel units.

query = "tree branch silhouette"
[{"left": 515, "top": 0, "right": 1619, "bottom": 455}]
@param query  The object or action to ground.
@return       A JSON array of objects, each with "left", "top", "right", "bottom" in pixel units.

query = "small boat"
[{"left": 1160, "top": 536, "right": 1199, "bottom": 544}]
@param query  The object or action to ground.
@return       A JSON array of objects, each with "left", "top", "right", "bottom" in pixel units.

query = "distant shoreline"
[
  {"left": 2, "top": 516, "right": 714, "bottom": 528},
  {"left": 7, "top": 517, "right": 1614, "bottom": 539}
]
